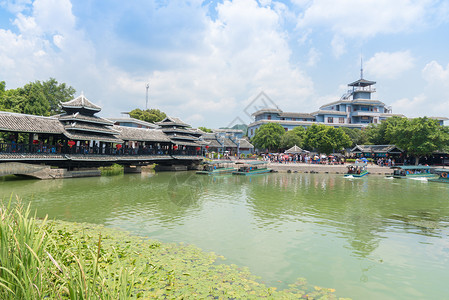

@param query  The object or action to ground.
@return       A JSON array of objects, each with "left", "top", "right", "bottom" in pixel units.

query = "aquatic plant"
[{"left": 0, "top": 199, "right": 351, "bottom": 299}]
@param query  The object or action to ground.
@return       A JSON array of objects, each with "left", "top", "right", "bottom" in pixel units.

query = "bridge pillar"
[{"left": 124, "top": 166, "right": 142, "bottom": 174}]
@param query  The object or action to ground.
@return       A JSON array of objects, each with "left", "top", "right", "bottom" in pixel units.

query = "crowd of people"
[{"left": 261, "top": 153, "right": 345, "bottom": 165}]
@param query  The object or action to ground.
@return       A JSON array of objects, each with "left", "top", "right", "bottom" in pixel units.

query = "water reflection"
[{"left": 1, "top": 172, "right": 449, "bottom": 300}]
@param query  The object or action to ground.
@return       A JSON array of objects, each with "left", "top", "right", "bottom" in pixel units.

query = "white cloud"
[
  {"left": 365, "top": 51, "right": 415, "bottom": 79},
  {"left": 390, "top": 61, "right": 449, "bottom": 118},
  {"left": 295, "top": 0, "right": 448, "bottom": 56},
  {"left": 422, "top": 60, "right": 449, "bottom": 85},
  {"left": 0, "top": 0, "right": 32, "bottom": 13},
  {"left": 306, "top": 47, "right": 320, "bottom": 66},
  {"left": 331, "top": 35, "right": 345, "bottom": 58},
  {"left": 0, "top": 0, "right": 315, "bottom": 127},
  {"left": 296, "top": 0, "right": 429, "bottom": 37},
  {"left": 391, "top": 94, "right": 426, "bottom": 117}
]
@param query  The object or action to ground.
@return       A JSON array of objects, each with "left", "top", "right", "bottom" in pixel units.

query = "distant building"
[
  {"left": 202, "top": 129, "right": 254, "bottom": 155},
  {"left": 247, "top": 74, "right": 446, "bottom": 138},
  {"left": 108, "top": 117, "right": 159, "bottom": 129}
]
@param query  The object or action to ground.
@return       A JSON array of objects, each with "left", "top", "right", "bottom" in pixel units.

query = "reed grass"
[{"left": 0, "top": 198, "right": 134, "bottom": 299}]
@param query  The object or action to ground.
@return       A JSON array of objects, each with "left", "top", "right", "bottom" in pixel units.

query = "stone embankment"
[{"left": 268, "top": 162, "right": 393, "bottom": 176}]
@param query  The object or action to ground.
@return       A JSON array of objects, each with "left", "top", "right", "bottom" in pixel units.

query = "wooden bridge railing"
[{"left": 0, "top": 142, "right": 202, "bottom": 157}]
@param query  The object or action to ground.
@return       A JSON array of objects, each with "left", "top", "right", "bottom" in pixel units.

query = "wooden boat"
[
  {"left": 391, "top": 165, "right": 436, "bottom": 179},
  {"left": 428, "top": 169, "right": 449, "bottom": 183},
  {"left": 232, "top": 161, "right": 272, "bottom": 176},
  {"left": 344, "top": 162, "right": 369, "bottom": 177},
  {"left": 196, "top": 160, "right": 235, "bottom": 175}
]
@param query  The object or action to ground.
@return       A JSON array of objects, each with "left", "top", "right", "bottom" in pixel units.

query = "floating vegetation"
[{"left": 0, "top": 200, "right": 351, "bottom": 299}]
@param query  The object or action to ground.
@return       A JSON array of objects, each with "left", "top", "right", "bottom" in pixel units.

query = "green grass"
[{"left": 0, "top": 199, "right": 351, "bottom": 299}]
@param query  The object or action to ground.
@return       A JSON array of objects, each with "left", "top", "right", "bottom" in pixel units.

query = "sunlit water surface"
[{"left": 1, "top": 172, "right": 448, "bottom": 300}]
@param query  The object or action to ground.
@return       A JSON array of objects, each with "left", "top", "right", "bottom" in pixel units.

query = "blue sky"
[{"left": 1, "top": 0, "right": 449, "bottom": 128}]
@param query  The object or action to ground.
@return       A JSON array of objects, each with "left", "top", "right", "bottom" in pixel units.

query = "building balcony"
[{"left": 351, "top": 111, "right": 381, "bottom": 117}]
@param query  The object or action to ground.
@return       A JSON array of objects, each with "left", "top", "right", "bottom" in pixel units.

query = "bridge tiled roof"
[
  {"left": 114, "top": 126, "right": 171, "bottom": 142},
  {"left": 0, "top": 111, "right": 64, "bottom": 134},
  {"left": 64, "top": 123, "right": 120, "bottom": 135},
  {"left": 59, "top": 113, "right": 114, "bottom": 125},
  {"left": 63, "top": 131, "right": 123, "bottom": 143},
  {"left": 172, "top": 141, "right": 202, "bottom": 147}
]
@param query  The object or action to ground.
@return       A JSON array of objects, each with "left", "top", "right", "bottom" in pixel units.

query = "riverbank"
[
  {"left": 1, "top": 202, "right": 350, "bottom": 299},
  {"left": 268, "top": 162, "right": 393, "bottom": 175}
]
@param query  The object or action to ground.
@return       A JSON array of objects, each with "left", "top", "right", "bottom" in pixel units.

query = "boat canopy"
[
  {"left": 391, "top": 165, "right": 432, "bottom": 170},
  {"left": 204, "top": 160, "right": 233, "bottom": 164},
  {"left": 235, "top": 160, "right": 267, "bottom": 165},
  {"left": 433, "top": 168, "right": 449, "bottom": 173}
]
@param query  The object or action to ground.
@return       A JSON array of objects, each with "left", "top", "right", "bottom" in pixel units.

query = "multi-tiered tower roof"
[{"left": 58, "top": 94, "right": 122, "bottom": 143}]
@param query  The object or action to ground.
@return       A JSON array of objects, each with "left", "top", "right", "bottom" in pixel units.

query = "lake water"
[{"left": 1, "top": 172, "right": 448, "bottom": 299}]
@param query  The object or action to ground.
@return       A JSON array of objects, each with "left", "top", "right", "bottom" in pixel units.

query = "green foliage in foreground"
[{"left": 0, "top": 201, "right": 350, "bottom": 299}]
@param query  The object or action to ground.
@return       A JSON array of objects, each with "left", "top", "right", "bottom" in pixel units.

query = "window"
[
  {"left": 374, "top": 119, "right": 378, "bottom": 124},
  {"left": 281, "top": 117, "right": 285, "bottom": 120},
  {"left": 348, "top": 118, "right": 351, "bottom": 124},
  {"left": 327, "top": 117, "right": 333, "bottom": 123},
  {"left": 251, "top": 129, "right": 253, "bottom": 135},
  {"left": 339, "top": 117, "right": 344, "bottom": 123},
  {"left": 267, "top": 115, "right": 271, "bottom": 120},
  {"left": 292, "top": 118, "right": 296, "bottom": 121}
]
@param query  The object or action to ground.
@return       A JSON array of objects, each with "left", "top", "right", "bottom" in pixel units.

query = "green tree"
[
  {"left": 303, "top": 124, "right": 351, "bottom": 154},
  {"left": 0, "top": 79, "right": 75, "bottom": 116},
  {"left": 41, "top": 78, "right": 76, "bottom": 114},
  {"left": 198, "top": 126, "right": 212, "bottom": 133},
  {"left": 251, "top": 123, "right": 285, "bottom": 152},
  {"left": 341, "top": 127, "right": 368, "bottom": 147},
  {"left": 364, "top": 116, "right": 405, "bottom": 145},
  {"left": 392, "top": 117, "right": 449, "bottom": 165},
  {"left": 129, "top": 108, "right": 167, "bottom": 123},
  {"left": 280, "top": 126, "right": 305, "bottom": 149}
]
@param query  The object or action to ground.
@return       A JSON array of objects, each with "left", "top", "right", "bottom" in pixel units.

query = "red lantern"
[
  {"left": 116, "top": 144, "right": 122, "bottom": 150},
  {"left": 196, "top": 147, "right": 201, "bottom": 151},
  {"left": 68, "top": 140, "right": 76, "bottom": 148},
  {"left": 173, "top": 145, "right": 178, "bottom": 150},
  {"left": 205, "top": 145, "right": 209, "bottom": 149},
  {"left": 33, "top": 140, "right": 39, "bottom": 145}
]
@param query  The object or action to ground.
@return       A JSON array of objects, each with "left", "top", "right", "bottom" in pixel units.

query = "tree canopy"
[
  {"left": 364, "top": 116, "right": 405, "bottom": 145},
  {"left": 340, "top": 127, "right": 368, "bottom": 147},
  {"left": 391, "top": 117, "right": 449, "bottom": 164},
  {"left": 280, "top": 126, "right": 306, "bottom": 149},
  {"left": 129, "top": 108, "right": 167, "bottom": 123},
  {"left": 251, "top": 123, "right": 285, "bottom": 152},
  {"left": 198, "top": 126, "right": 212, "bottom": 133},
  {"left": 0, "top": 78, "right": 76, "bottom": 116},
  {"left": 303, "top": 124, "right": 352, "bottom": 154}
]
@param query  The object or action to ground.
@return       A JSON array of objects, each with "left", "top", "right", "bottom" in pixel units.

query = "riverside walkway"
[{"left": 268, "top": 162, "right": 393, "bottom": 175}]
